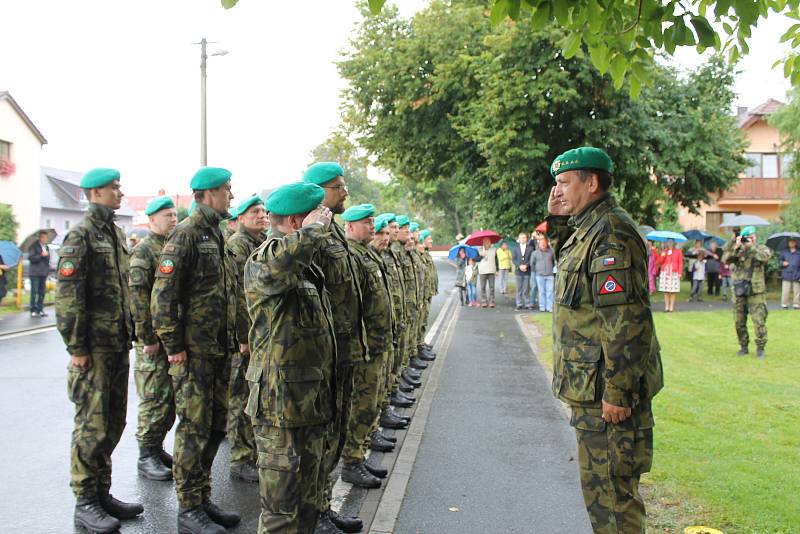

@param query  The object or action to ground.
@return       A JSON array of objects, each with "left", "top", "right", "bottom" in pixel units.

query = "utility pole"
[{"left": 194, "top": 38, "right": 228, "bottom": 166}]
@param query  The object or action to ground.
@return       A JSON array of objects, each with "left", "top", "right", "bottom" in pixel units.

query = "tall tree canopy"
[
  {"left": 337, "top": 0, "right": 746, "bottom": 234},
  {"left": 770, "top": 89, "right": 800, "bottom": 227}
]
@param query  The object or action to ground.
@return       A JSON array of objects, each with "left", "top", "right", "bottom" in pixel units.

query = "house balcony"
[{"left": 717, "top": 178, "right": 789, "bottom": 203}]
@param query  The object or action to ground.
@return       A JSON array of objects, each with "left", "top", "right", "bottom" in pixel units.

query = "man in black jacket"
[
  {"left": 28, "top": 231, "right": 51, "bottom": 317},
  {"left": 511, "top": 232, "right": 535, "bottom": 310}
]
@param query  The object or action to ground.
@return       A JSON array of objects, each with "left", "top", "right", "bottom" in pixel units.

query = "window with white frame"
[{"left": 0, "top": 139, "right": 10, "bottom": 160}]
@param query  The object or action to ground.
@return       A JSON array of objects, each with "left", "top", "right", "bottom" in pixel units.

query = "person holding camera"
[{"left": 721, "top": 226, "right": 772, "bottom": 359}]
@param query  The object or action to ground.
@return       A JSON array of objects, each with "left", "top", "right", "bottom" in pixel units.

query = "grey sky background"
[{"left": 0, "top": 1, "right": 793, "bottom": 199}]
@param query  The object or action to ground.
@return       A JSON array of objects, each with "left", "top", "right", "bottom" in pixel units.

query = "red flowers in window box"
[{"left": 0, "top": 159, "right": 16, "bottom": 177}]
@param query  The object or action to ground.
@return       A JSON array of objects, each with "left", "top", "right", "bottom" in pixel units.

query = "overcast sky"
[{"left": 0, "top": 1, "right": 793, "bottom": 199}]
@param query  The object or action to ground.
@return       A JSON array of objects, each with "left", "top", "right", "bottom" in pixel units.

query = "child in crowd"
[
  {"left": 465, "top": 257, "right": 479, "bottom": 307},
  {"left": 720, "top": 260, "right": 731, "bottom": 303},
  {"left": 689, "top": 250, "right": 706, "bottom": 302}
]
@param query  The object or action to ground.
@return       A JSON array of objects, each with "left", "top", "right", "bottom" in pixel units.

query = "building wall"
[
  {"left": 745, "top": 121, "right": 780, "bottom": 152},
  {"left": 0, "top": 99, "right": 43, "bottom": 242},
  {"left": 41, "top": 208, "right": 134, "bottom": 244}
]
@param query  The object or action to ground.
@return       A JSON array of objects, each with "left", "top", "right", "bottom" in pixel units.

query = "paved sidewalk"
[{"left": 0, "top": 305, "right": 55, "bottom": 336}]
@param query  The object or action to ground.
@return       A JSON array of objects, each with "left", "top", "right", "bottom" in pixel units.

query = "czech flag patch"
[
  {"left": 602, "top": 257, "right": 616, "bottom": 266},
  {"left": 599, "top": 274, "right": 624, "bottom": 295}
]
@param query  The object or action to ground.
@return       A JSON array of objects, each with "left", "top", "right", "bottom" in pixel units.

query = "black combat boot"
[
  {"left": 756, "top": 347, "right": 766, "bottom": 359},
  {"left": 737, "top": 346, "right": 749, "bottom": 356},
  {"left": 386, "top": 406, "right": 411, "bottom": 422},
  {"left": 314, "top": 511, "right": 346, "bottom": 533},
  {"left": 138, "top": 446, "right": 173, "bottom": 481},
  {"left": 390, "top": 391, "right": 413, "bottom": 408},
  {"left": 325, "top": 508, "right": 363, "bottom": 533},
  {"left": 202, "top": 497, "right": 241, "bottom": 527},
  {"left": 409, "top": 357, "right": 428, "bottom": 370},
  {"left": 417, "top": 349, "right": 435, "bottom": 361},
  {"left": 98, "top": 491, "right": 144, "bottom": 519},
  {"left": 364, "top": 458, "right": 388, "bottom": 478},
  {"left": 178, "top": 506, "right": 226, "bottom": 534},
  {"left": 369, "top": 431, "right": 395, "bottom": 452},
  {"left": 341, "top": 462, "right": 382, "bottom": 488},
  {"left": 158, "top": 446, "right": 173, "bottom": 468},
  {"left": 379, "top": 410, "right": 408, "bottom": 429},
  {"left": 74, "top": 499, "right": 121, "bottom": 533},
  {"left": 404, "top": 367, "right": 422, "bottom": 379},
  {"left": 396, "top": 390, "right": 415, "bottom": 402},
  {"left": 423, "top": 342, "right": 434, "bottom": 351},
  {"left": 397, "top": 380, "right": 415, "bottom": 393},
  {"left": 377, "top": 431, "right": 397, "bottom": 443},
  {"left": 230, "top": 461, "right": 259, "bottom": 483},
  {"left": 401, "top": 370, "right": 421, "bottom": 388}
]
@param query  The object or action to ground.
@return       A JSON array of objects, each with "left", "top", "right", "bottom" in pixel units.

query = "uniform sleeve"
[
  {"left": 55, "top": 231, "right": 89, "bottom": 356},
  {"left": 228, "top": 240, "right": 252, "bottom": 344},
  {"left": 545, "top": 215, "right": 573, "bottom": 259},
  {"left": 151, "top": 234, "right": 191, "bottom": 355},
  {"left": 247, "top": 225, "right": 328, "bottom": 296},
  {"left": 754, "top": 245, "right": 772, "bottom": 263},
  {"left": 128, "top": 246, "right": 158, "bottom": 346},
  {"left": 590, "top": 229, "right": 655, "bottom": 408},
  {"left": 721, "top": 241, "right": 739, "bottom": 265}
]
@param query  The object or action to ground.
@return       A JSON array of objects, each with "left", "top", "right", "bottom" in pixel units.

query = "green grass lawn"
[{"left": 531, "top": 310, "right": 799, "bottom": 534}]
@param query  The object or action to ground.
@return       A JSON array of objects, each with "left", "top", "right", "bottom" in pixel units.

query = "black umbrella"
[
  {"left": 19, "top": 228, "right": 58, "bottom": 251},
  {"left": 766, "top": 231, "right": 800, "bottom": 252}
]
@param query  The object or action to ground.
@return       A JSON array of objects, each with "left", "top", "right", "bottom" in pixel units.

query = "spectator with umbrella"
[
  {"left": 465, "top": 230, "right": 501, "bottom": 308},
  {"left": 27, "top": 230, "right": 52, "bottom": 317},
  {"left": 778, "top": 236, "right": 800, "bottom": 309}
]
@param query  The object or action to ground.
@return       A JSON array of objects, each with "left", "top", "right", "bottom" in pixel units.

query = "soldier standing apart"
[
  {"left": 302, "top": 162, "right": 368, "bottom": 534},
  {"left": 243, "top": 183, "right": 337, "bottom": 534},
  {"left": 226, "top": 194, "right": 269, "bottom": 483},
  {"left": 130, "top": 196, "right": 178, "bottom": 481},
  {"left": 721, "top": 225, "right": 771, "bottom": 359},
  {"left": 545, "top": 148, "right": 663, "bottom": 534},
  {"left": 340, "top": 204, "right": 395, "bottom": 489},
  {"left": 151, "top": 167, "right": 241, "bottom": 534},
  {"left": 56, "top": 168, "right": 141, "bottom": 534}
]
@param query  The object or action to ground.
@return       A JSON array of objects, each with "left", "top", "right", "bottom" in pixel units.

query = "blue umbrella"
[
  {"left": 683, "top": 229, "right": 725, "bottom": 247},
  {"left": 0, "top": 240, "right": 22, "bottom": 265},
  {"left": 646, "top": 230, "right": 687, "bottom": 243},
  {"left": 448, "top": 244, "right": 479, "bottom": 260}
]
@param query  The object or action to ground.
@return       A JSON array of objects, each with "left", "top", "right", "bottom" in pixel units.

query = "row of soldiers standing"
[{"left": 55, "top": 162, "right": 439, "bottom": 534}]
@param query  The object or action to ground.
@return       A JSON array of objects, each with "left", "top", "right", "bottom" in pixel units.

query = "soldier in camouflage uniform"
[
  {"left": 414, "top": 229, "right": 438, "bottom": 363},
  {"left": 151, "top": 167, "right": 242, "bottom": 534},
  {"left": 405, "top": 224, "right": 429, "bottom": 373},
  {"left": 721, "top": 225, "right": 771, "bottom": 359},
  {"left": 340, "top": 204, "right": 396, "bottom": 489},
  {"left": 545, "top": 148, "right": 664, "bottom": 534},
  {"left": 130, "top": 196, "right": 178, "bottom": 482},
  {"left": 395, "top": 217, "right": 424, "bottom": 391},
  {"left": 302, "top": 162, "right": 368, "bottom": 534},
  {"left": 56, "top": 168, "right": 142, "bottom": 534},
  {"left": 226, "top": 194, "right": 268, "bottom": 483},
  {"left": 243, "top": 182, "right": 337, "bottom": 534}
]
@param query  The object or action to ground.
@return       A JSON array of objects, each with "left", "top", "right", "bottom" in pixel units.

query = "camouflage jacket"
[
  {"left": 383, "top": 242, "right": 406, "bottom": 336},
  {"left": 315, "top": 221, "right": 367, "bottom": 365},
  {"left": 420, "top": 250, "right": 438, "bottom": 300},
  {"left": 349, "top": 239, "right": 394, "bottom": 357},
  {"left": 227, "top": 227, "right": 266, "bottom": 342},
  {"left": 396, "top": 242, "right": 419, "bottom": 314},
  {"left": 721, "top": 241, "right": 771, "bottom": 294},
  {"left": 129, "top": 232, "right": 166, "bottom": 346},
  {"left": 410, "top": 249, "right": 427, "bottom": 303},
  {"left": 56, "top": 203, "right": 134, "bottom": 356},
  {"left": 243, "top": 224, "right": 337, "bottom": 428},
  {"left": 151, "top": 203, "right": 238, "bottom": 358},
  {"left": 546, "top": 195, "right": 663, "bottom": 420}
]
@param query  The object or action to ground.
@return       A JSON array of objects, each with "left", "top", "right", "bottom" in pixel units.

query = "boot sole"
[
  {"left": 74, "top": 518, "right": 120, "bottom": 534},
  {"left": 138, "top": 469, "right": 173, "bottom": 481},
  {"left": 340, "top": 475, "right": 381, "bottom": 488}
]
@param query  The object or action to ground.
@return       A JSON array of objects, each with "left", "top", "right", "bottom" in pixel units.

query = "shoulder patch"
[
  {"left": 599, "top": 274, "right": 624, "bottom": 295},
  {"left": 59, "top": 260, "right": 76, "bottom": 277},
  {"left": 159, "top": 258, "right": 175, "bottom": 274}
]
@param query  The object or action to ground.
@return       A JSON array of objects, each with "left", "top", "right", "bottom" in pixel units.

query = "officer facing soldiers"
[
  {"left": 722, "top": 225, "right": 772, "bottom": 359},
  {"left": 243, "top": 182, "right": 337, "bottom": 534},
  {"left": 226, "top": 194, "right": 269, "bottom": 483},
  {"left": 130, "top": 195, "right": 178, "bottom": 481},
  {"left": 340, "top": 204, "right": 396, "bottom": 489},
  {"left": 56, "top": 168, "right": 141, "bottom": 534},
  {"left": 302, "top": 162, "right": 367, "bottom": 534},
  {"left": 545, "top": 147, "right": 664, "bottom": 534},
  {"left": 151, "top": 167, "right": 242, "bottom": 534}
]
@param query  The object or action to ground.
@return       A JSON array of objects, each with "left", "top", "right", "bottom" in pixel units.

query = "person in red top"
[{"left": 657, "top": 238, "right": 683, "bottom": 312}]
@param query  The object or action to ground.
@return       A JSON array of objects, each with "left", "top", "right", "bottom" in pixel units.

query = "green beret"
[
  {"left": 374, "top": 215, "right": 388, "bottom": 232},
  {"left": 235, "top": 194, "right": 264, "bottom": 217},
  {"left": 342, "top": 203, "right": 375, "bottom": 222},
  {"left": 266, "top": 182, "right": 324, "bottom": 216},
  {"left": 740, "top": 226, "right": 757, "bottom": 237},
  {"left": 144, "top": 195, "right": 175, "bottom": 216},
  {"left": 227, "top": 206, "right": 239, "bottom": 219},
  {"left": 419, "top": 229, "right": 431, "bottom": 242},
  {"left": 550, "top": 147, "right": 614, "bottom": 177},
  {"left": 378, "top": 212, "right": 396, "bottom": 223},
  {"left": 409, "top": 222, "right": 420, "bottom": 232},
  {"left": 396, "top": 215, "right": 410, "bottom": 227},
  {"left": 190, "top": 167, "right": 232, "bottom": 190},
  {"left": 302, "top": 162, "right": 344, "bottom": 186},
  {"left": 80, "top": 168, "right": 120, "bottom": 188}
]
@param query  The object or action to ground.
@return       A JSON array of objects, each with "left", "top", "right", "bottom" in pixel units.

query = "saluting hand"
[
  {"left": 302, "top": 206, "right": 332, "bottom": 229},
  {"left": 547, "top": 186, "right": 568, "bottom": 217},
  {"left": 602, "top": 400, "right": 632, "bottom": 424}
]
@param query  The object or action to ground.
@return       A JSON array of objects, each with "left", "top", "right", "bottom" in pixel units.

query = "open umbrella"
[
  {"left": 719, "top": 214, "right": 770, "bottom": 228},
  {"left": 19, "top": 228, "right": 58, "bottom": 251},
  {"left": 0, "top": 240, "right": 22, "bottom": 265},
  {"left": 448, "top": 244, "right": 479, "bottom": 261},
  {"left": 638, "top": 225, "right": 655, "bottom": 238},
  {"left": 646, "top": 230, "right": 687, "bottom": 243},
  {"left": 682, "top": 229, "right": 713, "bottom": 242},
  {"left": 766, "top": 231, "right": 800, "bottom": 252},
  {"left": 465, "top": 230, "right": 501, "bottom": 246}
]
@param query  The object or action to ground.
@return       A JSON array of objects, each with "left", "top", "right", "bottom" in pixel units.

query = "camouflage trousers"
[
  {"left": 134, "top": 345, "right": 175, "bottom": 448},
  {"left": 402, "top": 304, "right": 419, "bottom": 366},
  {"left": 733, "top": 292, "right": 768, "bottom": 349},
  {"left": 253, "top": 424, "right": 328, "bottom": 534},
  {"left": 321, "top": 363, "right": 354, "bottom": 510},
  {"left": 381, "top": 344, "right": 397, "bottom": 410},
  {"left": 228, "top": 351, "right": 256, "bottom": 466},
  {"left": 572, "top": 406, "right": 653, "bottom": 534},
  {"left": 416, "top": 298, "right": 431, "bottom": 351},
  {"left": 171, "top": 355, "right": 230, "bottom": 508},
  {"left": 342, "top": 352, "right": 388, "bottom": 463},
  {"left": 67, "top": 350, "right": 129, "bottom": 500}
]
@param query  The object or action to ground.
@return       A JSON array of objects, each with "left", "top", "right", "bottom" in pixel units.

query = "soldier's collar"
[
  {"left": 192, "top": 202, "right": 224, "bottom": 228},
  {"left": 149, "top": 232, "right": 167, "bottom": 243},
  {"left": 88, "top": 203, "right": 117, "bottom": 224}
]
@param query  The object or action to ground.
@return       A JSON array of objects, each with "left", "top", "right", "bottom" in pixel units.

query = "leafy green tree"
[
  {"left": 176, "top": 206, "right": 189, "bottom": 222},
  {"left": 770, "top": 88, "right": 800, "bottom": 228},
  {"left": 0, "top": 204, "right": 19, "bottom": 242}
]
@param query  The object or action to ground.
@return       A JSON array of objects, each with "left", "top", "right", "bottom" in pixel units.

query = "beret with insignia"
[
  {"left": 396, "top": 215, "right": 410, "bottom": 227},
  {"left": 550, "top": 147, "right": 614, "bottom": 178},
  {"left": 342, "top": 203, "right": 375, "bottom": 222},
  {"left": 80, "top": 168, "right": 120, "bottom": 188},
  {"left": 302, "top": 162, "right": 344, "bottom": 186},
  {"left": 190, "top": 167, "right": 232, "bottom": 190},
  {"left": 266, "top": 182, "right": 324, "bottom": 216},
  {"left": 144, "top": 195, "right": 175, "bottom": 216}
]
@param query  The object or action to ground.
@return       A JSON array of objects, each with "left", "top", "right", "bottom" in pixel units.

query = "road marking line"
[
  {"left": 0, "top": 325, "right": 56, "bottom": 341},
  {"left": 368, "top": 289, "right": 460, "bottom": 534}
]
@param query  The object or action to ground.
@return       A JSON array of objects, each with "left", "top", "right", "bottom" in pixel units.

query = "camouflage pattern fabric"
[
  {"left": 253, "top": 424, "right": 328, "bottom": 534},
  {"left": 546, "top": 194, "right": 663, "bottom": 532},
  {"left": 244, "top": 224, "right": 337, "bottom": 524},
  {"left": 384, "top": 242, "right": 407, "bottom": 388},
  {"left": 67, "top": 351, "right": 129, "bottom": 500},
  {"left": 129, "top": 233, "right": 175, "bottom": 448},
  {"left": 732, "top": 293, "right": 768, "bottom": 349},
  {"left": 151, "top": 203, "right": 238, "bottom": 508},
  {"left": 397, "top": 245, "right": 419, "bottom": 368},
  {"left": 417, "top": 251, "right": 439, "bottom": 349},
  {"left": 226, "top": 228, "right": 265, "bottom": 466},
  {"left": 722, "top": 241, "right": 771, "bottom": 349},
  {"left": 170, "top": 356, "right": 230, "bottom": 507}
]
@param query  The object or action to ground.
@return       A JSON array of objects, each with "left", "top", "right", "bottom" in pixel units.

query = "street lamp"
[{"left": 194, "top": 38, "right": 229, "bottom": 166}]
